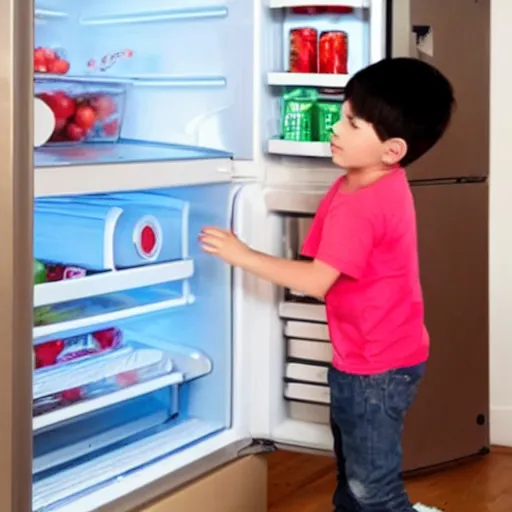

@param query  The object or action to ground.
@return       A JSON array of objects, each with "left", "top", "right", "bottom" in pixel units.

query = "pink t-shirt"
[{"left": 301, "top": 169, "right": 429, "bottom": 375}]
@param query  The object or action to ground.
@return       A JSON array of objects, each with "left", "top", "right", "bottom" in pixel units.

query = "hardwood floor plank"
[{"left": 268, "top": 449, "right": 512, "bottom": 512}]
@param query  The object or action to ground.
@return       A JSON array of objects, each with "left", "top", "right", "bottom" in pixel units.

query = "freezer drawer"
[{"left": 138, "top": 456, "right": 267, "bottom": 512}]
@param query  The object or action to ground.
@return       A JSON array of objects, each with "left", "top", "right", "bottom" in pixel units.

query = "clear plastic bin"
[{"left": 34, "top": 75, "right": 128, "bottom": 144}]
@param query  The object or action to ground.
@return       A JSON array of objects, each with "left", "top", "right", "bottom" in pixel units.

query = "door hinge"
[{"left": 238, "top": 439, "right": 276, "bottom": 457}]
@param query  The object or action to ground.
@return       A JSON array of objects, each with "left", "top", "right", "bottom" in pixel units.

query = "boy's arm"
[{"left": 199, "top": 227, "right": 340, "bottom": 299}]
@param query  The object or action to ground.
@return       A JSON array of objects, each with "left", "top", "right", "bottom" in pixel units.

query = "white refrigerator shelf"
[
  {"left": 34, "top": 259, "right": 194, "bottom": 307},
  {"left": 33, "top": 418, "right": 223, "bottom": 511},
  {"left": 284, "top": 320, "right": 330, "bottom": 341},
  {"left": 33, "top": 340, "right": 212, "bottom": 432},
  {"left": 268, "top": 138, "right": 332, "bottom": 158},
  {"left": 284, "top": 382, "right": 330, "bottom": 404},
  {"left": 287, "top": 338, "right": 332, "bottom": 363},
  {"left": 33, "top": 292, "right": 190, "bottom": 341},
  {"left": 267, "top": 72, "right": 350, "bottom": 89},
  {"left": 285, "top": 362, "right": 329, "bottom": 385},
  {"left": 269, "top": 0, "right": 370, "bottom": 8},
  {"left": 279, "top": 301, "right": 327, "bottom": 323}
]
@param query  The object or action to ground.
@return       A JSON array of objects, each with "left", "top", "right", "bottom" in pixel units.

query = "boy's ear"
[{"left": 382, "top": 137, "right": 407, "bottom": 166}]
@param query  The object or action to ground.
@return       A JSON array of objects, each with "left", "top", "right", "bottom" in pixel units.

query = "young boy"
[{"left": 200, "top": 57, "right": 454, "bottom": 512}]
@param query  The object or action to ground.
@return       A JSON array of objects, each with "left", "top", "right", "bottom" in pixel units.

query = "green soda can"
[
  {"left": 316, "top": 101, "right": 341, "bottom": 142},
  {"left": 281, "top": 88, "right": 318, "bottom": 141},
  {"left": 34, "top": 259, "right": 47, "bottom": 285}
]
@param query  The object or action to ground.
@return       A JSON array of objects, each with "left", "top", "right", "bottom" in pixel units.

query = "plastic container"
[
  {"left": 34, "top": 194, "right": 189, "bottom": 271},
  {"left": 34, "top": 75, "right": 128, "bottom": 145}
]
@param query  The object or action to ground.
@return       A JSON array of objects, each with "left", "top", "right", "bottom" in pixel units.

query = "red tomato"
[
  {"left": 61, "top": 388, "right": 82, "bottom": 402},
  {"left": 41, "top": 91, "right": 75, "bottom": 120},
  {"left": 74, "top": 105, "right": 96, "bottom": 130},
  {"left": 66, "top": 122, "right": 86, "bottom": 141},
  {"left": 34, "top": 50, "right": 47, "bottom": 73},
  {"left": 93, "top": 328, "right": 121, "bottom": 350},
  {"left": 35, "top": 340, "right": 64, "bottom": 368},
  {"left": 34, "top": 47, "right": 46, "bottom": 62},
  {"left": 54, "top": 117, "right": 66, "bottom": 131},
  {"left": 42, "top": 47, "right": 57, "bottom": 64},
  {"left": 90, "top": 95, "right": 117, "bottom": 120},
  {"left": 103, "top": 119, "right": 119, "bottom": 137},
  {"left": 49, "top": 58, "right": 70, "bottom": 75}
]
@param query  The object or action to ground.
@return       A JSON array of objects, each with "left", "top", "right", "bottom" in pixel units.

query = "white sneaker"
[{"left": 413, "top": 504, "right": 444, "bottom": 512}]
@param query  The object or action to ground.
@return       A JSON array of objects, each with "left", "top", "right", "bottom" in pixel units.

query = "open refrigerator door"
[{"left": 240, "top": 0, "right": 388, "bottom": 452}]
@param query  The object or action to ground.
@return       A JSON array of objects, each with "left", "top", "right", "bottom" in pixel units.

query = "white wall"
[{"left": 490, "top": 0, "right": 512, "bottom": 447}]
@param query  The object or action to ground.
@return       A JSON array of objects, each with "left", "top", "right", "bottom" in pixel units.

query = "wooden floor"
[{"left": 268, "top": 448, "right": 512, "bottom": 512}]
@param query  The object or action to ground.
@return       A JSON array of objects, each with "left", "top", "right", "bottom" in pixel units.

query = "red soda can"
[
  {"left": 292, "top": 7, "right": 327, "bottom": 15},
  {"left": 319, "top": 31, "right": 349, "bottom": 74},
  {"left": 290, "top": 28, "right": 318, "bottom": 73},
  {"left": 326, "top": 6, "right": 354, "bottom": 15}
]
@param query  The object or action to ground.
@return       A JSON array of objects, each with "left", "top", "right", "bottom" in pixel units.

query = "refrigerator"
[{"left": 0, "top": 0, "right": 489, "bottom": 510}]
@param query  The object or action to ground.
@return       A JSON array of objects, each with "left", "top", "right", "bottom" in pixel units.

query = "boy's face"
[{"left": 330, "top": 101, "right": 406, "bottom": 171}]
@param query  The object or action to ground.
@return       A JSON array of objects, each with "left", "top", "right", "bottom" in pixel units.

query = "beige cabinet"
[{"left": 138, "top": 456, "right": 267, "bottom": 512}]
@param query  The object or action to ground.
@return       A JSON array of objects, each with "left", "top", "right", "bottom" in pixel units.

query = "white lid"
[{"left": 34, "top": 97, "right": 55, "bottom": 148}]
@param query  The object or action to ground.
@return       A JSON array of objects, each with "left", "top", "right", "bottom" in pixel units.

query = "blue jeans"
[{"left": 329, "top": 363, "right": 426, "bottom": 512}]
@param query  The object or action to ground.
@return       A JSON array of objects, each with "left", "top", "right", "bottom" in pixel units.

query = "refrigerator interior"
[{"left": 32, "top": 184, "right": 237, "bottom": 511}]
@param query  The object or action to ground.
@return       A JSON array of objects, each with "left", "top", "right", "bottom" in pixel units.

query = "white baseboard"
[{"left": 490, "top": 406, "right": 512, "bottom": 446}]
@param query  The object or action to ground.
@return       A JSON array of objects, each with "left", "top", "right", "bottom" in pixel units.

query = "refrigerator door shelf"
[
  {"left": 33, "top": 339, "right": 211, "bottom": 433},
  {"left": 288, "top": 401, "right": 330, "bottom": 425},
  {"left": 269, "top": 0, "right": 369, "bottom": 7},
  {"left": 33, "top": 286, "right": 190, "bottom": 341},
  {"left": 33, "top": 418, "right": 225, "bottom": 512},
  {"left": 268, "top": 138, "right": 332, "bottom": 159},
  {"left": 34, "top": 259, "right": 193, "bottom": 307},
  {"left": 264, "top": 187, "right": 326, "bottom": 215},
  {"left": 35, "top": 142, "right": 232, "bottom": 198},
  {"left": 268, "top": 72, "right": 350, "bottom": 89},
  {"left": 285, "top": 362, "right": 328, "bottom": 385},
  {"left": 285, "top": 320, "right": 330, "bottom": 341},
  {"left": 280, "top": 300, "right": 327, "bottom": 322},
  {"left": 284, "top": 382, "right": 329, "bottom": 404},
  {"left": 287, "top": 338, "right": 332, "bottom": 363}
]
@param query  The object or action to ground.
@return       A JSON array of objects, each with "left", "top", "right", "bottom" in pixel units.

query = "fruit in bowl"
[
  {"left": 37, "top": 89, "right": 123, "bottom": 144},
  {"left": 34, "top": 47, "right": 70, "bottom": 75}
]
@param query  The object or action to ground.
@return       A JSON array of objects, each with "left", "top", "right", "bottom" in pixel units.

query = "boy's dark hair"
[{"left": 344, "top": 57, "right": 455, "bottom": 167}]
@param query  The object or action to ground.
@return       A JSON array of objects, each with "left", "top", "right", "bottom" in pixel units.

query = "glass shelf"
[{"left": 35, "top": 139, "right": 232, "bottom": 168}]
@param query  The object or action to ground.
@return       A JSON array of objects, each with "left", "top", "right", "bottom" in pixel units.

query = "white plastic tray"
[
  {"left": 285, "top": 362, "right": 329, "bottom": 384},
  {"left": 268, "top": 72, "right": 350, "bottom": 89},
  {"left": 280, "top": 301, "right": 327, "bottom": 322},
  {"left": 268, "top": 139, "right": 332, "bottom": 158},
  {"left": 284, "top": 320, "right": 330, "bottom": 341},
  {"left": 284, "top": 382, "right": 330, "bottom": 404},
  {"left": 288, "top": 338, "right": 332, "bottom": 363}
]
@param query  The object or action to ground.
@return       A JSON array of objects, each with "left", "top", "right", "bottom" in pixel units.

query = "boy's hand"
[{"left": 199, "top": 227, "right": 253, "bottom": 267}]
